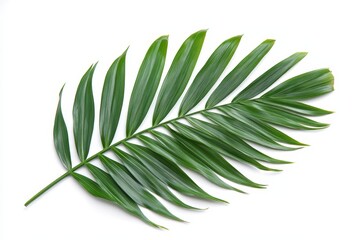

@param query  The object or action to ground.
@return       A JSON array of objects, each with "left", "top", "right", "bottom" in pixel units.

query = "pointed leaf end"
[
  {"left": 194, "top": 29, "right": 208, "bottom": 37},
  {"left": 297, "top": 52, "right": 308, "bottom": 59},
  {"left": 229, "top": 35, "right": 243, "bottom": 42},
  {"left": 264, "top": 39, "right": 276, "bottom": 45},
  {"left": 92, "top": 61, "right": 99, "bottom": 69},
  {"left": 234, "top": 188, "right": 247, "bottom": 194},
  {"left": 157, "top": 35, "right": 169, "bottom": 41},
  {"left": 59, "top": 84, "right": 66, "bottom": 96}
]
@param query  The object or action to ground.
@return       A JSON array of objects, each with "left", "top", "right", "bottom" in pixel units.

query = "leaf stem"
[
  {"left": 24, "top": 171, "right": 70, "bottom": 206},
  {"left": 24, "top": 103, "right": 229, "bottom": 206}
]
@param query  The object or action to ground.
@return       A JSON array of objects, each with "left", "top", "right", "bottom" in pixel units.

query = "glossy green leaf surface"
[
  {"left": 179, "top": 35, "right": 241, "bottom": 116},
  {"left": 148, "top": 131, "right": 241, "bottom": 195},
  {"left": 126, "top": 36, "right": 168, "bottom": 136},
  {"left": 206, "top": 39, "right": 275, "bottom": 108},
  {"left": 124, "top": 143, "right": 200, "bottom": 209},
  {"left": 99, "top": 50, "right": 127, "bottom": 147},
  {"left": 53, "top": 86, "right": 72, "bottom": 170},
  {"left": 86, "top": 163, "right": 164, "bottom": 228},
  {"left": 112, "top": 147, "right": 198, "bottom": 209},
  {"left": 186, "top": 117, "right": 289, "bottom": 164},
  {"left": 171, "top": 121, "right": 279, "bottom": 171},
  {"left": 72, "top": 172, "right": 112, "bottom": 200},
  {"left": 73, "top": 64, "right": 96, "bottom": 161},
  {"left": 153, "top": 30, "right": 206, "bottom": 125},
  {"left": 203, "top": 111, "right": 294, "bottom": 150},
  {"left": 167, "top": 128, "right": 263, "bottom": 188},
  {"left": 139, "top": 133, "right": 236, "bottom": 196},
  {"left": 99, "top": 154, "right": 183, "bottom": 221},
  {"left": 262, "top": 68, "right": 334, "bottom": 100},
  {"left": 234, "top": 101, "right": 329, "bottom": 130},
  {"left": 220, "top": 105, "right": 306, "bottom": 146},
  {"left": 233, "top": 52, "right": 307, "bottom": 101},
  {"left": 255, "top": 98, "right": 332, "bottom": 116},
  {"left": 29, "top": 31, "right": 334, "bottom": 229}
]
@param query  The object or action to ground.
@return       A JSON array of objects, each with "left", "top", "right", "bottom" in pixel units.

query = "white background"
[{"left": 1, "top": 0, "right": 359, "bottom": 239}]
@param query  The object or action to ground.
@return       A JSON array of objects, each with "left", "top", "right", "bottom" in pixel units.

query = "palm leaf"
[
  {"left": 25, "top": 30, "right": 334, "bottom": 229},
  {"left": 126, "top": 36, "right": 168, "bottom": 136},
  {"left": 53, "top": 85, "right": 72, "bottom": 170},
  {"left": 99, "top": 49, "right": 127, "bottom": 147},
  {"left": 72, "top": 64, "right": 97, "bottom": 161},
  {"left": 153, "top": 30, "right": 206, "bottom": 125}
]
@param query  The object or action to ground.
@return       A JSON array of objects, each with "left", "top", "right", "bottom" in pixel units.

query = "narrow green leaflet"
[
  {"left": 111, "top": 147, "right": 199, "bottom": 210},
  {"left": 203, "top": 111, "right": 294, "bottom": 150},
  {"left": 171, "top": 121, "right": 279, "bottom": 171},
  {"left": 233, "top": 52, "right": 307, "bottom": 101},
  {"left": 138, "top": 133, "right": 237, "bottom": 196},
  {"left": 99, "top": 50, "right": 127, "bottom": 147},
  {"left": 255, "top": 98, "right": 332, "bottom": 116},
  {"left": 147, "top": 131, "right": 242, "bottom": 194},
  {"left": 99, "top": 154, "right": 183, "bottom": 222},
  {"left": 186, "top": 117, "right": 290, "bottom": 164},
  {"left": 153, "top": 30, "right": 206, "bottom": 125},
  {"left": 262, "top": 68, "right": 334, "bottom": 100},
  {"left": 126, "top": 36, "right": 168, "bottom": 136},
  {"left": 221, "top": 105, "right": 306, "bottom": 146},
  {"left": 116, "top": 141, "right": 222, "bottom": 201},
  {"left": 167, "top": 128, "right": 263, "bottom": 188},
  {"left": 206, "top": 39, "right": 275, "bottom": 108},
  {"left": 125, "top": 142, "right": 216, "bottom": 205},
  {"left": 179, "top": 35, "right": 241, "bottom": 116},
  {"left": 72, "top": 172, "right": 112, "bottom": 200},
  {"left": 73, "top": 64, "right": 96, "bottom": 161},
  {"left": 53, "top": 85, "right": 72, "bottom": 170},
  {"left": 235, "top": 101, "right": 329, "bottom": 130},
  {"left": 86, "top": 163, "right": 164, "bottom": 229}
]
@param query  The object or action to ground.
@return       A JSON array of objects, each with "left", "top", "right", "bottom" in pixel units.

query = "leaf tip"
[
  {"left": 283, "top": 161, "right": 294, "bottom": 164},
  {"left": 231, "top": 34, "right": 243, "bottom": 41},
  {"left": 92, "top": 61, "right": 99, "bottom": 69},
  {"left": 264, "top": 39, "right": 276, "bottom": 45},
  {"left": 297, "top": 51, "right": 308, "bottom": 58},
  {"left": 158, "top": 35, "right": 169, "bottom": 41},
  {"left": 195, "top": 29, "right": 208, "bottom": 36},
  {"left": 59, "top": 84, "right": 66, "bottom": 96},
  {"left": 157, "top": 224, "right": 169, "bottom": 230},
  {"left": 124, "top": 46, "right": 130, "bottom": 54},
  {"left": 234, "top": 188, "right": 247, "bottom": 194}
]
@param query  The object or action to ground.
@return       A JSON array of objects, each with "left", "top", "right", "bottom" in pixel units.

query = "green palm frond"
[{"left": 25, "top": 30, "right": 334, "bottom": 228}]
